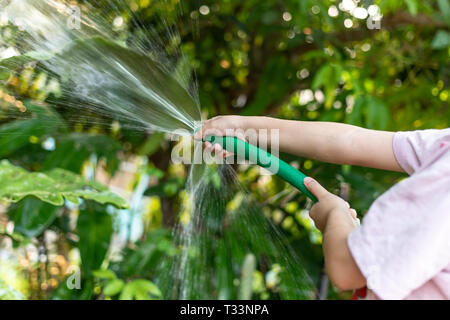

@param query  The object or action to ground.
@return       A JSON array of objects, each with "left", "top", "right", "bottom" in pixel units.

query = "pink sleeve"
[
  {"left": 347, "top": 129, "right": 450, "bottom": 299},
  {"left": 393, "top": 129, "right": 450, "bottom": 175}
]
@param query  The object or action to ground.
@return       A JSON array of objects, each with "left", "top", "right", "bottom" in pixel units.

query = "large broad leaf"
[
  {"left": 0, "top": 160, "right": 127, "bottom": 208},
  {"left": 77, "top": 201, "right": 113, "bottom": 277},
  {"left": 7, "top": 198, "right": 59, "bottom": 238}
]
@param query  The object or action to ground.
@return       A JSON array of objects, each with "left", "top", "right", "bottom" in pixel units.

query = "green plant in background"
[
  {"left": 0, "top": 0, "right": 448, "bottom": 300},
  {"left": 93, "top": 269, "right": 162, "bottom": 300},
  {"left": 0, "top": 159, "right": 127, "bottom": 208}
]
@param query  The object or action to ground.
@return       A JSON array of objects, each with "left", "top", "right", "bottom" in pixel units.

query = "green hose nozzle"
[{"left": 203, "top": 135, "right": 317, "bottom": 202}]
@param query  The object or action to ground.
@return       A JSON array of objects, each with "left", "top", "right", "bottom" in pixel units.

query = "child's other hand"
[{"left": 303, "top": 177, "right": 359, "bottom": 232}]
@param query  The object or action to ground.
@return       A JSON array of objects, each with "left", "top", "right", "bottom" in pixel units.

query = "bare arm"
[
  {"left": 304, "top": 177, "right": 366, "bottom": 290},
  {"left": 196, "top": 116, "right": 404, "bottom": 172},
  {"left": 322, "top": 210, "right": 366, "bottom": 290}
]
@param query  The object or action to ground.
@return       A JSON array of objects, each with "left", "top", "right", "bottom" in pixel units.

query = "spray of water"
[
  {"left": 162, "top": 162, "right": 316, "bottom": 299},
  {"left": 1, "top": 0, "right": 317, "bottom": 299},
  {"left": 3, "top": 0, "right": 200, "bottom": 133}
]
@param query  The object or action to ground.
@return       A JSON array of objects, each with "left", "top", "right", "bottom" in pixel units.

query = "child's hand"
[
  {"left": 303, "top": 177, "right": 359, "bottom": 232},
  {"left": 194, "top": 115, "right": 247, "bottom": 140},
  {"left": 303, "top": 176, "right": 365, "bottom": 290},
  {"left": 194, "top": 115, "right": 253, "bottom": 158}
]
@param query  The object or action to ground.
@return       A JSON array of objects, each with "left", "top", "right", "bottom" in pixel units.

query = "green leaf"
[
  {"left": 0, "top": 102, "right": 66, "bottom": 158},
  {"left": 431, "top": 30, "right": 450, "bottom": 49},
  {"left": 144, "top": 177, "right": 184, "bottom": 197},
  {"left": 118, "top": 282, "right": 135, "bottom": 300},
  {"left": 0, "top": 50, "right": 54, "bottom": 76},
  {"left": 404, "top": 0, "right": 419, "bottom": 15},
  {"left": 119, "top": 280, "right": 162, "bottom": 300},
  {"left": 121, "top": 229, "right": 175, "bottom": 278},
  {"left": 312, "top": 64, "right": 341, "bottom": 108},
  {"left": 0, "top": 160, "right": 127, "bottom": 208},
  {"left": 312, "top": 64, "right": 332, "bottom": 90},
  {"left": 347, "top": 96, "right": 390, "bottom": 130},
  {"left": 366, "top": 97, "right": 390, "bottom": 130},
  {"left": 0, "top": 54, "right": 36, "bottom": 71},
  {"left": 437, "top": 0, "right": 450, "bottom": 24},
  {"left": 347, "top": 96, "right": 364, "bottom": 126},
  {"left": 7, "top": 198, "right": 59, "bottom": 238},
  {"left": 0, "top": 66, "right": 12, "bottom": 83},
  {"left": 92, "top": 269, "right": 117, "bottom": 280},
  {"left": 138, "top": 132, "right": 165, "bottom": 156},
  {"left": 135, "top": 280, "right": 162, "bottom": 299},
  {"left": 77, "top": 202, "right": 113, "bottom": 277},
  {"left": 103, "top": 279, "right": 125, "bottom": 297},
  {"left": 147, "top": 166, "right": 164, "bottom": 179},
  {"left": 49, "top": 278, "right": 93, "bottom": 300}
]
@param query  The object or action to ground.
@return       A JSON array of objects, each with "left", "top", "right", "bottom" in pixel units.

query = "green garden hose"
[{"left": 203, "top": 135, "right": 318, "bottom": 202}]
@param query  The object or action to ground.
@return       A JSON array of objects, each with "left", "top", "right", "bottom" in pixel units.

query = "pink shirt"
[{"left": 348, "top": 128, "right": 450, "bottom": 300}]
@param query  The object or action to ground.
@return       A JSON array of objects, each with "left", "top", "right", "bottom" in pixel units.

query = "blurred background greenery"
[{"left": 0, "top": 0, "right": 448, "bottom": 300}]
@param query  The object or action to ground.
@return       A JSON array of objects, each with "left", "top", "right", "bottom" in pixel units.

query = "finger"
[
  {"left": 194, "top": 130, "right": 203, "bottom": 140},
  {"left": 213, "top": 143, "right": 223, "bottom": 152},
  {"left": 223, "top": 150, "right": 234, "bottom": 158},
  {"left": 350, "top": 208, "right": 357, "bottom": 219},
  {"left": 308, "top": 206, "right": 318, "bottom": 221},
  {"left": 235, "top": 130, "right": 250, "bottom": 143},
  {"left": 204, "top": 141, "right": 213, "bottom": 152},
  {"left": 195, "top": 124, "right": 223, "bottom": 141},
  {"left": 308, "top": 206, "right": 324, "bottom": 230},
  {"left": 196, "top": 116, "right": 228, "bottom": 140},
  {"left": 195, "top": 116, "right": 244, "bottom": 141},
  {"left": 213, "top": 144, "right": 224, "bottom": 157},
  {"left": 303, "top": 177, "right": 329, "bottom": 201},
  {"left": 218, "top": 149, "right": 230, "bottom": 159}
]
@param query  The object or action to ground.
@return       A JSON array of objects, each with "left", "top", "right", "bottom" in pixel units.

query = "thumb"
[{"left": 303, "top": 177, "right": 329, "bottom": 201}]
